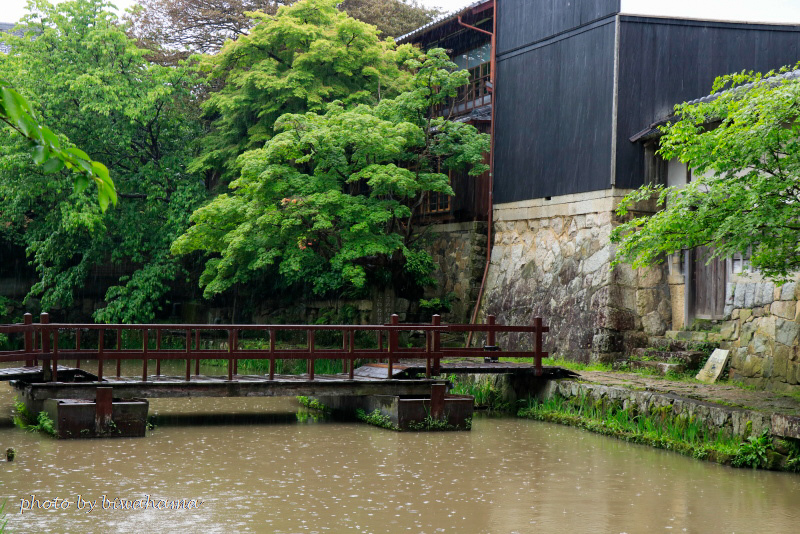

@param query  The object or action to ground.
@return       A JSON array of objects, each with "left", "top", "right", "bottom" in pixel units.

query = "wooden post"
[
  {"left": 95, "top": 387, "right": 113, "bottom": 434},
  {"left": 195, "top": 330, "right": 201, "bottom": 376},
  {"left": 97, "top": 328, "right": 104, "bottom": 382},
  {"left": 487, "top": 315, "right": 496, "bottom": 347},
  {"left": 75, "top": 329, "right": 81, "bottom": 369},
  {"left": 40, "top": 313, "right": 51, "bottom": 382},
  {"left": 23, "top": 313, "right": 33, "bottom": 367},
  {"left": 348, "top": 330, "right": 355, "bottom": 380},
  {"left": 269, "top": 329, "right": 275, "bottom": 381},
  {"left": 432, "top": 314, "right": 441, "bottom": 376},
  {"left": 156, "top": 329, "right": 162, "bottom": 376},
  {"left": 430, "top": 383, "right": 446, "bottom": 420},
  {"left": 142, "top": 330, "right": 149, "bottom": 382},
  {"left": 308, "top": 330, "right": 315, "bottom": 381},
  {"left": 534, "top": 317, "right": 546, "bottom": 377},
  {"left": 116, "top": 328, "right": 122, "bottom": 378},
  {"left": 228, "top": 329, "right": 234, "bottom": 381},
  {"left": 52, "top": 329, "right": 59, "bottom": 382},
  {"left": 341, "top": 329, "right": 347, "bottom": 376},
  {"left": 388, "top": 314, "right": 398, "bottom": 379},
  {"left": 425, "top": 331, "right": 431, "bottom": 379},
  {"left": 185, "top": 330, "right": 191, "bottom": 381},
  {"left": 233, "top": 330, "right": 238, "bottom": 377}
]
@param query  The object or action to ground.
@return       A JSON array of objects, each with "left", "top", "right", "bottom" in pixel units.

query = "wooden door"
[{"left": 690, "top": 246, "right": 726, "bottom": 320}]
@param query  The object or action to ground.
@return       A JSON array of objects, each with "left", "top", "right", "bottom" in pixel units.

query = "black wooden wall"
[
  {"left": 497, "top": 0, "right": 620, "bottom": 53},
  {"left": 614, "top": 16, "right": 800, "bottom": 189},
  {"left": 494, "top": 0, "right": 800, "bottom": 203},
  {"left": 494, "top": 0, "right": 618, "bottom": 203}
]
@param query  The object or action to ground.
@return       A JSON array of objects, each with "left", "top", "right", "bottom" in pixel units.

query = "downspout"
[{"left": 457, "top": 1, "right": 496, "bottom": 347}]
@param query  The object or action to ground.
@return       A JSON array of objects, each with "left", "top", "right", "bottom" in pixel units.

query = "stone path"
[{"left": 577, "top": 371, "right": 800, "bottom": 416}]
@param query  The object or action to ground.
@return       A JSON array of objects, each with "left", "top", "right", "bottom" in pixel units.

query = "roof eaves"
[
  {"left": 395, "top": 0, "right": 492, "bottom": 44},
  {"left": 631, "top": 68, "right": 800, "bottom": 143}
]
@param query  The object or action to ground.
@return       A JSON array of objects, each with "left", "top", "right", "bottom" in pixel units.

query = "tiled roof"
[
  {"left": 0, "top": 22, "right": 23, "bottom": 54},
  {"left": 630, "top": 69, "right": 800, "bottom": 142},
  {"left": 454, "top": 104, "right": 492, "bottom": 123},
  {"left": 396, "top": 0, "right": 492, "bottom": 44}
]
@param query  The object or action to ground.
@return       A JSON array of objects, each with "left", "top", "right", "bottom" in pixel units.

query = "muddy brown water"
[{"left": 1, "top": 361, "right": 799, "bottom": 533}]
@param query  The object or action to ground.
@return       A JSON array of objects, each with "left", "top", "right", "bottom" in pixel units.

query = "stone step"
[
  {"left": 630, "top": 348, "right": 707, "bottom": 369},
  {"left": 665, "top": 330, "right": 723, "bottom": 343}
]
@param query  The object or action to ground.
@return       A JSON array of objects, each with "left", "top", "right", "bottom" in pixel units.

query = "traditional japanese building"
[{"left": 400, "top": 0, "right": 800, "bottom": 387}]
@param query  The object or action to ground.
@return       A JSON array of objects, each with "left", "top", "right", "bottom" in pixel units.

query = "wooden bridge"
[
  {"left": 1, "top": 313, "right": 549, "bottom": 384},
  {"left": 1, "top": 313, "right": 555, "bottom": 434}
]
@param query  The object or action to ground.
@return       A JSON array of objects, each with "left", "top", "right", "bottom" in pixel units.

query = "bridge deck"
[
  {"left": 354, "top": 361, "right": 579, "bottom": 379},
  {"left": 13, "top": 372, "right": 447, "bottom": 402}
]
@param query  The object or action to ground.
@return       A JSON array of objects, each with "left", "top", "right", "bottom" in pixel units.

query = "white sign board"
[{"left": 695, "top": 349, "right": 731, "bottom": 383}]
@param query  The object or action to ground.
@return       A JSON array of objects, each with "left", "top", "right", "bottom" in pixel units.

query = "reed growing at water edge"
[{"left": 518, "top": 393, "right": 800, "bottom": 471}]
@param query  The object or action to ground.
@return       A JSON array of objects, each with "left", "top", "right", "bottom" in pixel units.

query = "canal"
[{"left": 1, "top": 370, "right": 799, "bottom": 533}]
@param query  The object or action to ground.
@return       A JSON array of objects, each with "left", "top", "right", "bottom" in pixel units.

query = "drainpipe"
[{"left": 457, "top": 1, "right": 496, "bottom": 347}]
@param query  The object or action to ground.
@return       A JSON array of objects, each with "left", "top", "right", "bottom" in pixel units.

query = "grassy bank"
[{"left": 518, "top": 393, "right": 800, "bottom": 471}]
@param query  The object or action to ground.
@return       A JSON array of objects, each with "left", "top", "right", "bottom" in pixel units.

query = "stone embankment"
[{"left": 542, "top": 371, "right": 800, "bottom": 440}]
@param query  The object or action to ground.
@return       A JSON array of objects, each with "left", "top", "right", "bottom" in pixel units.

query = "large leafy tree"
[
  {"left": 172, "top": 49, "right": 489, "bottom": 298},
  {"left": 339, "top": 0, "right": 441, "bottom": 38},
  {"left": 0, "top": 0, "right": 206, "bottom": 322},
  {"left": 126, "top": 0, "right": 438, "bottom": 63},
  {"left": 126, "top": 0, "right": 295, "bottom": 62},
  {"left": 190, "top": 0, "right": 416, "bottom": 183},
  {"left": 612, "top": 66, "right": 800, "bottom": 283}
]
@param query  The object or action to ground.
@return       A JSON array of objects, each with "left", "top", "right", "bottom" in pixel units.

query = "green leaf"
[
  {"left": 41, "top": 157, "right": 65, "bottom": 174},
  {"left": 65, "top": 147, "right": 91, "bottom": 161},
  {"left": 74, "top": 173, "right": 89, "bottom": 194},
  {"left": 32, "top": 144, "right": 48, "bottom": 165}
]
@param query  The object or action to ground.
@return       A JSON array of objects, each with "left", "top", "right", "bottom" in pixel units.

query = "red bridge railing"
[{"left": 0, "top": 313, "right": 549, "bottom": 382}]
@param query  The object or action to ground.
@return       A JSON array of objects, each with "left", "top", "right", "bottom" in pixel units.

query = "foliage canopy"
[
  {"left": 0, "top": 0, "right": 206, "bottom": 322},
  {"left": 190, "top": 0, "right": 416, "bottom": 182},
  {"left": 172, "top": 49, "right": 489, "bottom": 298},
  {"left": 612, "top": 66, "right": 800, "bottom": 283}
]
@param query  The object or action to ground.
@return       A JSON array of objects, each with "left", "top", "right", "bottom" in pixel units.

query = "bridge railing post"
[
  {"left": 23, "top": 313, "right": 33, "bottom": 367},
  {"left": 308, "top": 330, "right": 315, "bottom": 381},
  {"left": 269, "top": 328, "right": 276, "bottom": 380},
  {"left": 388, "top": 314, "right": 399, "bottom": 379},
  {"left": 425, "top": 319, "right": 432, "bottom": 379},
  {"left": 116, "top": 328, "right": 122, "bottom": 378},
  {"left": 97, "top": 328, "right": 104, "bottom": 382},
  {"left": 341, "top": 328, "right": 347, "bottom": 377},
  {"left": 40, "top": 313, "right": 51, "bottom": 382},
  {"left": 142, "top": 329, "right": 149, "bottom": 382},
  {"left": 156, "top": 329, "right": 162, "bottom": 377},
  {"left": 432, "top": 315, "right": 441, "bottom": 376},
  {"left": 228, "top": 329, "right": 234, "bottom": 381},
  {"left": 487, "top": 315, "right": 496, "bottom": 348},
  {"left": 195, "top": 330, "right": 201, "bottom": 376},
  {"left": 52, "top": 329, "right": 59, "bottom": 383},
  {"left": 233, "top": 330, "right": 239, "bottom": 376},
  {"left": 348, "top": 329, "right": 355, "bottom": 380},
  {"left": 75, "top": 328, "right": 81, "bottom": 370},
  {"left": 534, "top": 317, "right": 549, "bottom": 377},
  {"left": 185, "top": 329, "right": 191, "bottom": 381}
]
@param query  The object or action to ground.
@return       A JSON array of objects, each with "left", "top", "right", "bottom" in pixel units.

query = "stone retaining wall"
[
  {"left": 541, "top": 379, "right": 773, "bottom": 438},
  {"left": 481, "top": 190, "right": 670, "bottom": 362},
  {"left": 720, "top": 278, "right": 800, "bottom": 389},
  {"left": 424, "top": 221, "right": 488, "bottom": 323}
]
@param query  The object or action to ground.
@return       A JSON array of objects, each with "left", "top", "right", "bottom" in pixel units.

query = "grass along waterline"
[{"left": 518, "top": 393, "right": 799, "bottom": 471}]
